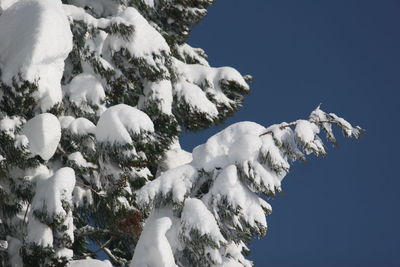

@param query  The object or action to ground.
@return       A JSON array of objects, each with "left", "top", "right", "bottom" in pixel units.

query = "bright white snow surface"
[
  {"left": 137, "top": 164, "right": 197, "bottom": 205},
  {"left": 22, "top": 113, "right": 61, "bottom": 160},
  {"left": 68, "top": 259, "right": 113, "bottom": 267},
  {"left": 131, "top": 209, "right": 178, "bottom": 267},
  {"left": 156, "top": 140, "right": 192, "bottom": 176},
  {"left": 139, "top": 80, "right": 173, "bottom": 115},
  {"left": 181, "top": 198, "right": 226, "bottom": 245},
  {"left": 27, "top": 167, "right": 75, "bottom": 248},
  {"left": 59, "top": 116, "right": 96, "bottom": 136},
  {"left": 64, "top": 73, "right": 106, "bottom": 114},
  {"left": 0, "top": 0, "right": 72, "bottom": 111},
  {"left": 31, "top": 167, "right": 76, "bottom": 220},
  {"left": 103, "top": 7, "right": 170, "bottom": 64},
  {"left": 173, "top": 59, "right": 249, "bottom": 119},
  {"left": 192, "top": 121, "right": 264, "bottom": 172},
  {"left": 95, "top": 104, "right": 154, "bottom": 144}
]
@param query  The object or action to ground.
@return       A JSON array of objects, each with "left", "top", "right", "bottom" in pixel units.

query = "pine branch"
[
  {"left": 75, "top": 181, "right": 104, "bottom": 197},
  {"left": 75, "top": 225, "right": 112, "bottom": 238}
]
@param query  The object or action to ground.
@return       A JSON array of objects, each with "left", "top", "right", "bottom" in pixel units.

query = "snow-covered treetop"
[{"left": 0, "top": 0, "right": 362, "bottom": 266}]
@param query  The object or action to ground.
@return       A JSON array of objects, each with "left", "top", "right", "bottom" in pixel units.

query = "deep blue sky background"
[{"left": 180, "top": 1, "right": 400, "bottom": 266}]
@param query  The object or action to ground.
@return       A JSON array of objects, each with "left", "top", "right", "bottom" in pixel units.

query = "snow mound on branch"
[
  {"left": 27, "top": 168, "right": 75, "bottom": 247},
  {"left": 103, "top": 7, "right": 169, "bottom": 66},
  {"left": 68, "top": 259, "right": 113, "bottom": 267},
  {"left": 203, "top": 165, "right": 268, "bottom": 230},
  {"left": 137, "top": 165, "right": 197, "bottom": 205},
  {"left": 64, "top": 0, "right": 121, "bottom": 17},
  {"left": 192, "top": 122, "right": 265, "bottom": 171},
  {"left": 0, "top": 0, "right": 72, "bottom": 111},
  {"left": 173, "top": 59, "right": 249, "bottom": 117},
  {"left": 26, "top": 215, "right": 54, "bottom": 247},
  {"left": 181, "top": 198, "right": 225, "bottom": 244},
  {"left": 157, "top": 141, "right": 192, "bottom": 175},
  {"left": 174, "top": 60, "right": 249, "bottom": 92},
  {"left": 22, "top": 113, "right": 61, "bottom": 160},
  {"left": 64, "top": 73, "right": 106, "bottom": 106},
  {"left": 0, "top": 116, "right": 23, "bottom": 138},
  {"left": 95, "top": 104, "right": 154, "bottom": 144},
  {"left": 139, "top": 80, "right": 173, "bottom": 115},
  {"left": 294, "top": 120, "right": 324, "bottom": 155},
  {"left": 131, "top": 209, "right": 178, "bottom": 267},
  {"left": 68, "top": 152, "right": 96, "bottom": 169},
  {"left": 31, "top": 167, "right": 76, "bottom": 218},
  {"left": 174, "top": 80, "right": 219, "bottom": 118},
  {"left": 59, "top": 116, "right": 96, "bottom": 136}
]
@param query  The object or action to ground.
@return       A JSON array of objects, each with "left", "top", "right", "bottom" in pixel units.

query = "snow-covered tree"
[{"left": 0, "top": 0, "right": 362, "bottom": 266}]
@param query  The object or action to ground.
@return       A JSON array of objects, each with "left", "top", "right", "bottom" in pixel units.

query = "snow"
[
  {"left": 63, "top": 4, "right": 110, "bottom": 28},
  {"left": 95, "top": 104, "right": 154, "bottom": 144},
  {"left": 68, "top": 259, "right": 113, "bottom": 267},
  {"left": 141, "top": 0, "right": 155, "bottom": 8},
  {"left": 67, "top": 118, "right": 96, "bottom": 136},
  {"left": 64, "top": 73, "right": 106, "bottom": 113},
  {"left": 295, "top": 120, "right": 320, "bottom": 144},
  {"left": 6, "top": 236, "right": 23, "bottom": 267},
  {"left": 65, "top": 0, "right": 121, "bottom": 17},
  {"left": 221, "top": 242, "right": 252, "bottom": 267},
  {"left": 0, "top": 116, "right": 23, "bottom": 138},
  {"left": 203, "top": 165, "right": 267, "bottom": 230},
  {"left": 59, "top": 116, "right": 75, "bottom": 129},
  {"left": 137, "top": 165, "right": 197, "bottom": 206},
  {"left": 139, "top": 80, "right": 173, "bottom": 115},
  {"left": 22, "top": 113, "right": 61, "bottom": 160},
  {"left": 0, "top": 0, "right": 72, "bottom": 111},
  {"left": 294, "top": 120, "right": 325, "bottom": 155},
  {"left": 27, "top": 167, "right": 75, "bottom": 249},
  {"left": 157, "top": 141, "right": 192, "bottom": 175},
  {"left": 181, "top": 198, "right": 225, "bottom": 245},
  {"left": 73, "top": 186, "right": 93, "bottom": 207},
  {"left": 68, "top": 152, "right": 96, "bottom": 168},
  {"left": 174, "top": 80, "right": 219, "bottom": 118},
  {"left": 260, "top": 134, "right": 290, "bottom": 173},
  {"left": 0, "top": 0, "right": 19, "bottom": 11},
  {"left": 175, "top": 44, "right": 209, "bottom": 66},
  {"left": 56, "top": 247, "right": 74, "bottom": 260},
  {"left": 31, "top": 167, "right": 76, "bottom": 218},
  {"left": 26, "top": 215, "right": 54, "bottom": 247},
  {"left": 173, "top": 59, "right": 249, "bottom": 113},
  {"left": 131, "top": 209, "right": 178, "bottom": 267},
  {"left": 192, "top": 122, "right": 265, "bottom": 171},
  {"left": 102, "top": 7, "right": 170, "bottom": 72}
]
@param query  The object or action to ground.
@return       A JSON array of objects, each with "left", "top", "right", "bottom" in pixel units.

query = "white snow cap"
[
  {"left": 140, "top": 80, "right": 173, "bottom": 115},
  {"left": 64, "top": 73, "right": 106, "bottom": 107},
  {"left": 59, "top": 116, "right": 96, "bottom": 136},
  {"left": 192, "top": 121, "right": 265, "bottom": 171},
  {"left": 0, "top": 0, "right": 72, "bottom": 111},
  {"left": 22, "top": 113, "right": 61, "bottom": 160},
  {"left": 131, "top": 209, "right": 178, "bottom": 267},
  {"left": 181, "top": 198, "right": 226, "bottom": 244},
  {"left": 31, "top": 167, "right": 76, "bottom": 219},
  {"left": 68, "top": 259, "right": 113, "bottom": 267},
  {"left": 95, "top": 104, "right": 154, "bottom": 144},
  {"left": 27, "top": 168, "right": 76, "bottom": 247},
  {"left": 104, "top": 7, "right": 170, "bottom": 59},
  {"left": 157, "top": 140, "right": 192, "bottom": 175}
]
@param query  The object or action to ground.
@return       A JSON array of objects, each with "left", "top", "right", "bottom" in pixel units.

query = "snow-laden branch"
[{"left": 132, "top": 106, "right": 362, "bottom": 267}]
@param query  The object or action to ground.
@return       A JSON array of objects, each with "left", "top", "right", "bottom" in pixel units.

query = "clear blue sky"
[{"left": 181, "top": 1, "right": 400, "bottom": 266}]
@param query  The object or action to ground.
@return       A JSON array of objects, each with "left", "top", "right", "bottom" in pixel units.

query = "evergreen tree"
[{"left": 0, "top": 0, "right": 362, "bottom": 266}]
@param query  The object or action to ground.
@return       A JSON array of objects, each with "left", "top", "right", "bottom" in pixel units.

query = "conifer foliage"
[{"left": 0, "top": 0, "right": 361, "bottom": 266}]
